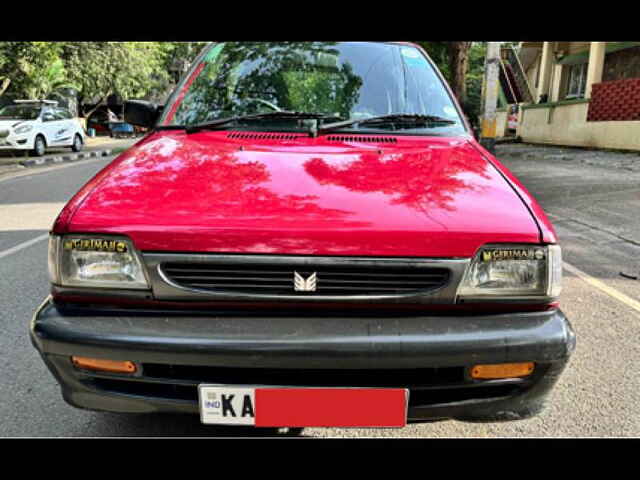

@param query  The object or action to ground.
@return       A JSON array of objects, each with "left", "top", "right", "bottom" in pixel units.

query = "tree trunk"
[
  {"left": 447, "top": 42, "right": 472, "bottom": 103},
  {"left": 82, "top": 92, "right": 111, "bottom": 119},
  {"left": 0, "top": 78, "right": 10, "bottom": 97}
]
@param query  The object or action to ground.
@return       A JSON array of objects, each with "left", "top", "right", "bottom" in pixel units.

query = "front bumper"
[
  {"left": 31, "top": 298, "right": 575, "bottom": 423},
  {"left": 0, "top": 132, "right": 34, "bottom": 150}
]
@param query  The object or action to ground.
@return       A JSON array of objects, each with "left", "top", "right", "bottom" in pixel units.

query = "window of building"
[{"left": 566, "top": 63, "right": 587, "bottom": 99}]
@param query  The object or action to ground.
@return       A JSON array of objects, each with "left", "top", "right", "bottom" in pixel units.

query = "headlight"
[
  {"left": 14, "top": 124, "right": 33, "bottom": 135},
  {"left": 457, "top": 244, "right": 562, "bottom": 300},
  {"left": 48, "top": 235, "right": 149, "bottom": 289}
]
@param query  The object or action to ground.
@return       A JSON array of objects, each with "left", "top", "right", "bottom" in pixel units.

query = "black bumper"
[{"left": 31, "top": 298, "right": 575, "bottom": 423}]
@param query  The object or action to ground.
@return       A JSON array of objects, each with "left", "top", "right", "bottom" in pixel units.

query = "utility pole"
[{"left": 480, "top": 42, "right": 501, "bottom": 154}]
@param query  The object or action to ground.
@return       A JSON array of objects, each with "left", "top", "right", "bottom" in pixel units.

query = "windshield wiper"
[
  {"left": 185, "top": 111, "right": 343, "bottom": 134},
  {"left": 316, "top": 113, "right": 456, "bottom": 136}
]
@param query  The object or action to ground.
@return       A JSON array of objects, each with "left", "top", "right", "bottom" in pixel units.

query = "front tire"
[
  {"left": 71, "top": 134, "right": 83, "bottom": 152},
  {"left": 32, "top": 135, "right": 46, "bottom": 157}
]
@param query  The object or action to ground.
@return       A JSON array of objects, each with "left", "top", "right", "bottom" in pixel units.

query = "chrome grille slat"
[{"left": 169, "top": 276, "right": 443, "bottom": 286}]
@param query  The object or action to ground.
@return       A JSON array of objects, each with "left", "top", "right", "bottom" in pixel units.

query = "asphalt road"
[{"left": 1, "top": 148, "right": 639, "bottom": 437}]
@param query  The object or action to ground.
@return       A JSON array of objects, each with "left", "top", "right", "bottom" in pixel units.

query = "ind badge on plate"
[
  {"left": 198, "top": 385, "right": 409, "bottom": 428},
  {"left": 199, "top": 387, "right": 256, "bottom": 426}
]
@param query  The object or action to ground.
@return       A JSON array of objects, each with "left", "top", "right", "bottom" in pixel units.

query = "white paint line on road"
[
  {"left": 564, "top": 261, "right": 640, "bottom": 314},
  {"left": 0, "top": 234, "right": 49, "bottom": 261}
]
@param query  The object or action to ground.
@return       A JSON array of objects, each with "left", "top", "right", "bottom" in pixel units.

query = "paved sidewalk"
[{"left": 496, "top": 142, "right": 640, "bottom": 172}]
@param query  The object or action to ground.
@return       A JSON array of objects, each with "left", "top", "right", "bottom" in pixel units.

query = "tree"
[
  {"left": 415, "top": 41, "right": 473, "bottom": 103},
  {"left": 158, "top": 42, "right": 208, "bottom": 81},
  {"left": 463, "top": 43, "right": 487, "bottom": 128},
  {"left": 24, "top": 57, "right": 77, "bottom": 99},
  {"left": 0, "top": 42, "right": 67, "bottom": 99},
  {"left": 446, "top": 42, "right": 473, "bottom": 104},
  {"left": 417, "top": 41, "right": 486, "bottom": 128},
  {"left": 62, "top": 42, "right": 169, "bottom": 117}
]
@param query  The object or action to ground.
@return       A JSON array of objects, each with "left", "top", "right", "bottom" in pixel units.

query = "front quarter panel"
[{"left": 468, "top": 139, "right": 558, "bottom": 244}]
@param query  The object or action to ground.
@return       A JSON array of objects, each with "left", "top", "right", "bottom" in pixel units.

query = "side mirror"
[{"left": 124, "top": 100, "right": 163, "bottom": 128}]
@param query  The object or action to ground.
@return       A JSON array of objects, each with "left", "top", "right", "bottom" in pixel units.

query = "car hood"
[{"left": 66, "top": 130, "right": 542, "bottom": 257}]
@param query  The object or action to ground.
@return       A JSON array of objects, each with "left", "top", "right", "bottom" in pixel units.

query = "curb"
[{"left": 18, "top": 148, "right": 116, "bottom": 168}]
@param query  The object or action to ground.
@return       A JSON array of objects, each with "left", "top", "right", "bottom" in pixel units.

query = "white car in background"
[{"left": 0, "top": 100, "right": 85, "bottom": 156}]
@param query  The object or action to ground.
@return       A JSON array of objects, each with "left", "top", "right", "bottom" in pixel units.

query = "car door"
[
  {"left": 56, "top": 108, "right": 77, "bottom": 145},
  {"left": 40, "top": 107, "right": 61, "bottom": 146},
  {"left": 50, "top": 108, "right": 74, "bottom": 145}
]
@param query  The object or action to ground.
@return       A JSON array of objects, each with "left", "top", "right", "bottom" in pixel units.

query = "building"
[{"left": 497, "top": 42, "right": 640, "bottom": 151}]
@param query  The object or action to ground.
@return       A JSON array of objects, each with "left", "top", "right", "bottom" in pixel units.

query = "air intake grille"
[
  {"left": 325, "top": 135, "right": 397, "bottom": 143},
  {"left": 161, "top": 261, "right": 449, "bottom": 296},
  {"left": 227, "top": 132, "right": 304, "bottom": 141}
]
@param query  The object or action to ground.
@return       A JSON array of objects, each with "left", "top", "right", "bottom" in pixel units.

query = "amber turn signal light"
[
  {"left": 71, "top": 356, "right": 136, "bottom": 374},
  {"left": 470, "top": 362, "right": 535, "bottom": 379}
]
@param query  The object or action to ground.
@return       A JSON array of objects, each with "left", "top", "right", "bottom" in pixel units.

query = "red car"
[{"left": 31, "top": 42, "right": 574, "bottom": 429}]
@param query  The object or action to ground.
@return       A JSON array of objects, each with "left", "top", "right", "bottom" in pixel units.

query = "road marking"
[
  {"left": 564, "top": 261, "right": 640, "bottom": 314},
  {"left": 0, "top": 234, "right": 49, "bottom": 260}
]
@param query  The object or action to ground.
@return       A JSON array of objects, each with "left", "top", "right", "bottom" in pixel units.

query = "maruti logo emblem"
[{"left": 294, "top": 271, "right": 317, "bottom": 292}]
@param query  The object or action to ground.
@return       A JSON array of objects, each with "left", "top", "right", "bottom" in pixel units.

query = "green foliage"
[
  {"left": 0, "top": 42, "right": 68, "bottom": 99},
  {"left": 464, "top": 42, "right": 487, "bottom": 127},
  {"left": 172, "top": 42, "right": 363, "bottom": 125},
  {"left": 0, "top": 41, "right": 488, "bottom": 125},
  {"left": 415, "top": 42, "right": 451, "bottom": 81},
  {"left": 62, "top": 42, "right": 170, "bottom": 113},
  {"left": 0, "top": 41, "right": 206, "bottom": 113},
  {"left": 417, "top": 41, "right": 486, "bottom": 127}
]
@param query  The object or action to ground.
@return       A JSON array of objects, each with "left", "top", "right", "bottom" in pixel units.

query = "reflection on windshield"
[{"left": 162, "top": 42, "right": 464, "bottom": 135}]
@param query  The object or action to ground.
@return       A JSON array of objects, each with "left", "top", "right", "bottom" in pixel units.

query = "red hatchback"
[{"left": 31, "top": 42, "right": 574, "bottom": 428}]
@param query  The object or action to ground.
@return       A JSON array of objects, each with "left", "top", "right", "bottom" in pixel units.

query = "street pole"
[{"left": 480, "top": 42, "right": 501, "bottom": 154}]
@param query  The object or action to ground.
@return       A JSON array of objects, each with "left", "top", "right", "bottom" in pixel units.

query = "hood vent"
[
  {"left": 325, "top": 135, "right": 397, "bottom": 144},
  {"left": 227, "top": 132, "right": 305, "bottom": 141},
  {"left": 226, "top": 132, "right": 399, "bottom": 144}
]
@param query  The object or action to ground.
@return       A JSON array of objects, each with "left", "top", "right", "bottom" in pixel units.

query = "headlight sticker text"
[
  {"left": 482, "top": 248, "right": 545, "bottom": 262},
  {"left": 63, "top": 238, "right": 128, "bottom": 253}
]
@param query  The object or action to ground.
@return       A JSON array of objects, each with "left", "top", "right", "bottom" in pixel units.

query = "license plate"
[{"left": 198, "top": 386, "right": 409, "bottom": 427}]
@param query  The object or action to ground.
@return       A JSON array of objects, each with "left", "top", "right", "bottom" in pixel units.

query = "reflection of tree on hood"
[
  {"left": 174, "top": 42, "right": 362, "bottom": 125},
  {"left": 304, "top": 149, "right": 490, "bottom": 214},
  {"left": 94, "top": 137, "right": 367, "bottom": 228}
]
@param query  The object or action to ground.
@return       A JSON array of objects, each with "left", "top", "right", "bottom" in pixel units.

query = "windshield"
[
  {"left": 160, "top": 42, "right": 466, "bottom": 135},
  {"left": 0, "top": 105, "right": 41, "bottom": 120}
]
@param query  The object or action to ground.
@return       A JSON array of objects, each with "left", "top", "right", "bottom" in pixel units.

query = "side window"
[
  {"left": 56, "top": 108, "right": 72, "bottom": 120},
  {"left": 42, "top": 109, "right": 57, "bottom": 122}
]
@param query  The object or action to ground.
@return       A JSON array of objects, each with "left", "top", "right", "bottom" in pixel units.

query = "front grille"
[{"left": 161, "top": 261, "right": 450, "bottom": 296}]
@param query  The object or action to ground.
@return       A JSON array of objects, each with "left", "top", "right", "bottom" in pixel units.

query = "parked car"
[
  {"left": 86, "top": 107, "right": 113, "bottom": 136},
  {"left": 31, "top": 42, "right": 574, "bottom": 429},
  {"left": 0, "top": 100, "right": 85, "bottom": 156}
]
